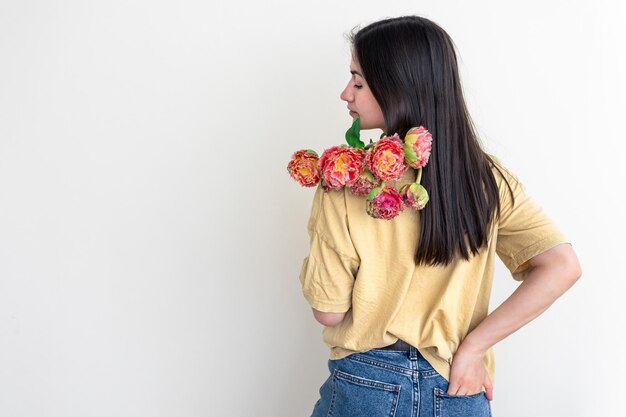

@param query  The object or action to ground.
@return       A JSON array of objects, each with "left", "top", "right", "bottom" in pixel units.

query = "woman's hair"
[{"left": 348, "top": 15, "right": 514, "bottom": 267}]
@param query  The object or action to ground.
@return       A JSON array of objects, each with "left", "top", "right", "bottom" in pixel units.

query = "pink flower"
[
  {"left": 366, "top": 184, "right": 404, "bottom": 220},
  {"left": 400, "top": 182, "right": 429, "bottom": 210},
  {"left": 403, "top": 126, "right": 432, "bottom": 169},
  {"left": 318, "top": 145, "right": 366, "bottom": 191},
  {"left": 349, "top": 169, "right": 381, "bottom": 196},
  {"left": 365, "top": 134, "right": 408, "bottom": 181},
  {"left": 287, "top": 149, "right": 321, "bottom": 187}
]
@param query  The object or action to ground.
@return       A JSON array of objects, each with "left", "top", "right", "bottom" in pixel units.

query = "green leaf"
[{"left": 345, "top": 117, "right": 365, "bottom": 148}]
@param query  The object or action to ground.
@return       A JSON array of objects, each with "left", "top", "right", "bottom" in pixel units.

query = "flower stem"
[{"left": 416, "top": 168, "right": 423, "bottom": 184}]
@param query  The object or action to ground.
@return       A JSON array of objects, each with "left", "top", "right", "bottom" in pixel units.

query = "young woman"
[{"left": 298, "top": 15, "right": 582, "bottom": 417}]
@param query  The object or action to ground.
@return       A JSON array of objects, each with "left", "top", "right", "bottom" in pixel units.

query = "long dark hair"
[{"left": 349, "top": 15, "right": 514, "bottom": 266}]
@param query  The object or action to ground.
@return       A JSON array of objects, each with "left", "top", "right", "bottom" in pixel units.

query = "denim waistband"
[
  {"left": 378, "top": 338, "right": 413, "bottom": 351},
  {"left": 353, "top": 339, "right": 438, "bottom": 375}
]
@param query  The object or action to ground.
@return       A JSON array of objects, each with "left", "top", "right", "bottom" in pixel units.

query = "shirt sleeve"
[
  {"left": 494, "top": 162, "right": 571, "bottom": 281},
  {"left": 299, "top": 184, "right": 360, "bottom": 313}
]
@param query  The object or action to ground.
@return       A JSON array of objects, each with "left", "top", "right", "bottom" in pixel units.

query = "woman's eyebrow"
[{"left": 350, "top": 69, "right": 363, "bottom": 77}]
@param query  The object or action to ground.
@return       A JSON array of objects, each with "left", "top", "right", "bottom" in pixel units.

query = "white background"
[{"left": 0, "top": 1, "right": 624, "bottom": 416}]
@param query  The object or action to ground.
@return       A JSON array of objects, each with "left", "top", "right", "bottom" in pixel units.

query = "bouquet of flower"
[{"left": 287, "top": 117, "right": 433, "bottom": 220}]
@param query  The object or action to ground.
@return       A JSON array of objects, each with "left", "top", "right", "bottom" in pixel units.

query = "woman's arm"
[
  {"left": 312, "top": 308, "right": 347, "bottom": 326},
  {"left": 448, "top": 242, "right": 582, "bottom": 399}
]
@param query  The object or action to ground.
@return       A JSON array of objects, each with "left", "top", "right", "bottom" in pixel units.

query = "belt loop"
[{"left": 409, "top": 344, "right": 418, "bottom": 360}]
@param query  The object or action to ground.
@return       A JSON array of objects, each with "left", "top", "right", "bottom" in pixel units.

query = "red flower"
[
  {"left": 365, "top": 135, "right": 408, "bottom": 181},
  {"left": 287, "top": 149, "right": 321, "bottom": 187},
  {"left": 366, "top": 184, "right": 404, "bottom": 220},
  {"left": 318, "top": 145, "right": 366, "bottom": 191},
  {"left": 349, "top": 169, "right": 381, "bottom": 196},
  {"left": 403, "top": 126, "right": 432, "bottom": 169},
  {"left": 400, "top": 182, "right": 429, "bottom": 210}
]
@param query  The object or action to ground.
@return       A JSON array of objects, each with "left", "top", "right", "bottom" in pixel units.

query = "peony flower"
[
  {"left": 366, "top": 184, "right": 404, "bottom": 220},
  {"left": 287, "top": 149, "right": 321, "bottom": 187},
  {"left": 286, "top": 121, "right": 434, "bottom": 220},
  {"left": 400, "top": 182, "right": 429, "bottom": 210},
  {"left": 349, "top": 169, "right": 382, "bottom": 196},
  {"left": 403, "top": 126, "right": 432, "bottom": 169},
  {"left": 365, "top": 134, "right": 408, "bottom": 181},
  {"left": 318, "top": 145, "right": 366, "bottom": 191}
]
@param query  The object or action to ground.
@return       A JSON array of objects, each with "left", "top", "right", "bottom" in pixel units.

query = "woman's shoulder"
[{"left": 485, "top": 153, "right": 522, "bottom": 188}]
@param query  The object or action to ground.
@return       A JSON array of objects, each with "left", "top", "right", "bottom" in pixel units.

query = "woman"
[{"left": 298, "top": 15, "right": 582, "bottom": 417}]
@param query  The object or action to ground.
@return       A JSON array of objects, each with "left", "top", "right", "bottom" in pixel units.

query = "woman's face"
[{"left": 340, "top": 55, "right": 386, "bottom": 131}]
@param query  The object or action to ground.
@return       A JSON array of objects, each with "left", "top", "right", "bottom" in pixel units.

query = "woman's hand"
[
  {"left": 447, "top": 345, "right": 494, "bottom": 400},
  {"left": 444, "top": 243, "right": 580, "bottom": 402}
]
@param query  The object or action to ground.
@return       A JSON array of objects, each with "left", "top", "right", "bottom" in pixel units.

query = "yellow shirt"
[{"left": 298, "top": 154, "right": 570, "bottom": 383}]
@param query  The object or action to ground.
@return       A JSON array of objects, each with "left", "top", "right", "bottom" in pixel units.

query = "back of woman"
[{"left": 290, "top": 15, "right": 582, "bottom": 417}]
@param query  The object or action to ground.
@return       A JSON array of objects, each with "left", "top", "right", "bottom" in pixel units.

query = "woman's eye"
[{"left": 354, "top": 84, "right": 363, "bottom": 89}]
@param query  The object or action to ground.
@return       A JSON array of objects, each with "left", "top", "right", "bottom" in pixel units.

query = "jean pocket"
[
  {"left": 433, "top": 387, "right": 492, "bottom": 417},
  {"left": 328, "top": 369, "right": 401, "bottom": 417}
]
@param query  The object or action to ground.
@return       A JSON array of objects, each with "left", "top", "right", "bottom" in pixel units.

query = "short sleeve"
[
  {"left": 494, "top": 163, "right": 570, "bottom": 281},
  {"left": 299, "top": 185, "right": 360, "bottom": 313}
]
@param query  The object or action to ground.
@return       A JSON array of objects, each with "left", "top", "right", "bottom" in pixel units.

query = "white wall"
[{"left": 0, "top": 1, "right": 623, "bottom": 416}]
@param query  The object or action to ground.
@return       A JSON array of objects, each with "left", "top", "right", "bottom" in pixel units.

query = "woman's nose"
[{"left": 340, "top": 82, "right": 352, "bottom": 102}]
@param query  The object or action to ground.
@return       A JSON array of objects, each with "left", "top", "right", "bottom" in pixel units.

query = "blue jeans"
[{"left": 309, "top": 344, "right": 492, "bottom": 417}]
